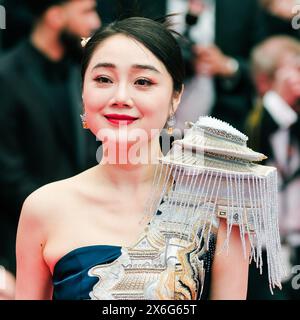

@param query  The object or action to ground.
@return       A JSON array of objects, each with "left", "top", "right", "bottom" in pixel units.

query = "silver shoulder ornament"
[{"left": 143, "top": 116, "right": 285, "bottom": 293}]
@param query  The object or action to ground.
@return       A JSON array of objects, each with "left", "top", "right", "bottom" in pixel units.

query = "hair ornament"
[{"left": 81, "top": 37, "right": 91, "bottom": 48}]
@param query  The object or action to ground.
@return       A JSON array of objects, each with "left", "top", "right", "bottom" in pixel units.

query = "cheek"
[
  {"left": 83, "top": 85, "right": 109, "bottom": 113},
  {"left": 82, "top": 87, "right": 108, "bottom": 137},
  {"left": 85, "top": 112, "right": 103, "bottom": 141},
  {"left": 68, "top": 14, "right": 87, "bottom": 32},
  {"left": 66, "top": 18, "right": 79, "bottom": 34},
  {"left": 137, "top": 90, "right": 171, "bottom": 126}
]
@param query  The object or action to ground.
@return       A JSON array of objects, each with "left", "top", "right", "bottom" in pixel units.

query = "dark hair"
[
  {"left": 24, "top": 0, "right": 68, "bottom": 18},
  {"left": 81, "top": 17, "right": 185, "bottom": 93}
]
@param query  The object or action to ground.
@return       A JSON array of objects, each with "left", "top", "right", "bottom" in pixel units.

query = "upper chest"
[{"left": 43, "top": 195, "right": 148, "bottom": 275}]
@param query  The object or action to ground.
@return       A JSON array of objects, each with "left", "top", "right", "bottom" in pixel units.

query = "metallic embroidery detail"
[{"left": 88, "top": 202, "right": 219, "bottom": 300}]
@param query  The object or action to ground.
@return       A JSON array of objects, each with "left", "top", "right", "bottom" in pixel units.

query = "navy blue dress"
[{"left": 53, "top": 245, "right": 122, "bottom": 300}]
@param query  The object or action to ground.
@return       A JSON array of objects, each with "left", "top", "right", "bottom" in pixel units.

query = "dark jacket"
[{"left": 0, "top": 40, "right": 98, "bottom": 271}]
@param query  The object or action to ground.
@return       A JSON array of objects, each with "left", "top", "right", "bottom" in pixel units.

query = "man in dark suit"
[
  {"left": 0, "top": 0, "right": 101, "bottom": 274},
  {"left": 246, "top": 35, "right": 300, "bottom": 299},
  {"left": 166, "top": 0, "right": 266, "bottom": 132}
]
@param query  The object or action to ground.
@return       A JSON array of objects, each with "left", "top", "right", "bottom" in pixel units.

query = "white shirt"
[{"left": 263, "top": 91, "right": 299, "bottom": 175}]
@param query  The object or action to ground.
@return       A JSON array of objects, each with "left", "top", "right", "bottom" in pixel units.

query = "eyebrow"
[{"left": 92, "top": 63, "right": 161, "bottom": 73}]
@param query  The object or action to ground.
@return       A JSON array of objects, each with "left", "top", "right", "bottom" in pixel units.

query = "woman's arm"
[
  {"left": 209, "top": 219, "right": 251, "bottom": 300},
  {"left": 15, "top": 193, "right": 53, "bottom": 300}
]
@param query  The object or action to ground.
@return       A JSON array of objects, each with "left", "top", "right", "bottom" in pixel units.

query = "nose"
[
  {"left": 89, "top": 13, "right": 101, "bottom": 32},
  {"left": 111, "top": 83, "right": 133, "bottom": 108}
]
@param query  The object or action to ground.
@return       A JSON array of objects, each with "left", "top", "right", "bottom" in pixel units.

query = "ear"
[
  {"left": 171, "top": 85, "right": 184, "bottom": 114},
  {"left": 44, "top": 5, "right": 66, "bottom": 30}
]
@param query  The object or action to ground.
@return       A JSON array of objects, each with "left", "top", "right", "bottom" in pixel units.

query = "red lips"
[{"left": 104, "top": 114, "right": 138, "bottom": 125}]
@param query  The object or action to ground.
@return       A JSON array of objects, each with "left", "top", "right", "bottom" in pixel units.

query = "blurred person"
[
  {"left": 1, "top": 0, "right": 102, "bottom": 51},
  {"left": 246, "top": 36, "right": 300, "bottom": 299},
  {"left": 0, "top": 0, "right": 101, "bottom": 276},
  {"left": 167, "top": 0, "right": 266, "bottom": 132},
  {"left": 260, "top": 0, "right": 300, "bottom": 38}
]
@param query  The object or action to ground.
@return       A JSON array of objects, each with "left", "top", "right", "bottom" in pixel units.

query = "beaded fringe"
[{"left": 143, "top": 161, "right": 285, "bottom": 294}]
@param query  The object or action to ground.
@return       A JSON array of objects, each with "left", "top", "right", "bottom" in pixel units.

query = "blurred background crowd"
[{"left": 0, "top": 0, "right": 299, "bottom": 300}]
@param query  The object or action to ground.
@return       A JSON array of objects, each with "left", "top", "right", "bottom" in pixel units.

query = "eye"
[
  {"left": 94, "top": 76, "right": 113, "bottom": 84},
  {"left": 135, "top": 78, "right": 154, "bottom": 87}
]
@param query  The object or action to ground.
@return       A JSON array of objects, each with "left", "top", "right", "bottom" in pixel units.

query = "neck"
[
  {"left": 98, "top": 136, "right": 162, "bottom": 191},
  {"left": 30, "top": 23, "right": 64, "bottom": 62}
]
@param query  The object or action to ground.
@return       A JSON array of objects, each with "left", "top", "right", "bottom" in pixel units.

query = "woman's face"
[{"left": 82, "top": 34, "right": 181, "bottom": 146}]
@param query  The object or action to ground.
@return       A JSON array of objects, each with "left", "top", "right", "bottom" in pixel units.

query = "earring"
[
  {"left": 167, "top": 113, "right": 176, "bottom": 135},
  {"left": 80, "top": 113, "right": 89, "bottom": 129}
]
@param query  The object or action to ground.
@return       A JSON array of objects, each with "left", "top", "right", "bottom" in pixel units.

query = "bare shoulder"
[
  {"left": 21, "top": 180, "right": 70, "bottom": 221},
  {"left": 15, "top": 171, "right": 95, "bottom": 300},
  {"left": 20, "top": 167, "right": 97, "bottom": 229}
]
